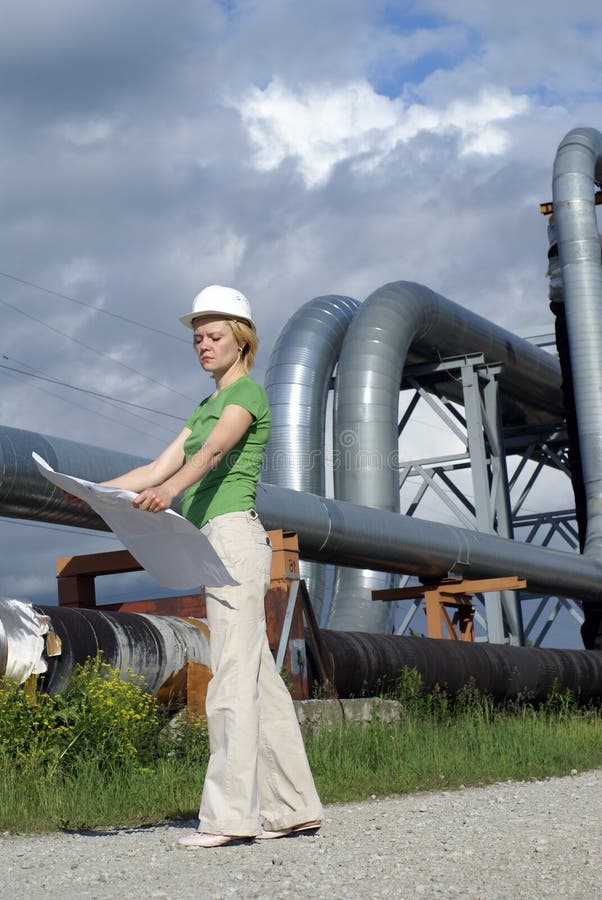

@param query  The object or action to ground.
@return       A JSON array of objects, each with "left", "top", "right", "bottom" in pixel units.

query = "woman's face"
[{"left": 192, "top": 316, "right": 241, "bottom": 377}]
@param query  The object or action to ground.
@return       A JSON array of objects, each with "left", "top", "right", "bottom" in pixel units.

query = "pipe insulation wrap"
[{"left": 0, "top": 598, "right": 50, "bottom": 682}]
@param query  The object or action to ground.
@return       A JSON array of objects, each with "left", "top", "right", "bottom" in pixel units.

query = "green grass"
[
  {"left": 2, "top": 666, "right": 602, "bottom": 833},
  {"left": 307, "top": 703, "right": 602, "bottom": 803},
  {"left": 0, "top": 758, "right": 207, "bottom": 833}
]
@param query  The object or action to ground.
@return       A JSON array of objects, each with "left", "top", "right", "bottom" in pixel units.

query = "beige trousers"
[{"left": 198, "top": 510, "right": 322, "bottom": 836}]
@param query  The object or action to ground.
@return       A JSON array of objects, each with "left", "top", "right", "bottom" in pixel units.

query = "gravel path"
[{"left": 1, "top": 771, "right": 601, "bottom": 899}]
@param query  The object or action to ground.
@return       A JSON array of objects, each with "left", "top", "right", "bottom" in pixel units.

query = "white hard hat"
[{"left": 179, "top": 285, "right": 255, "bottom": 330}]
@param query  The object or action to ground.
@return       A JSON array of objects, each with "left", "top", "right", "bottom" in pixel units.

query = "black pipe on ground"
[
  {"left": 318, "top": 629, "right": 602, "bottom": 702},
  {"left": 8, "top": 602, "right": 602, "bottom": 704},
  {"left": 36, "top": 605, "right": 210, "bottom": 698}
]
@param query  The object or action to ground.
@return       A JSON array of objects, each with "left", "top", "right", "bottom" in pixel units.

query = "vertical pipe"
[
  {"left": 552, "top": 127, "right": 602, "bottom": 650},
  {"left": 552, "top": 128, "right": 602, "bottom": 558},
  {"left": 263, "top": 295, "right": 359, "bottom": 620}
]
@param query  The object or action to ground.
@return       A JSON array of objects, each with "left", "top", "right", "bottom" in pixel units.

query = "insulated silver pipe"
[
  {"left": 254, "top": 483, "right": 602, "bottom": 604},
  {"left": 0, "top": 597, "right": 211, "bottom": 698},
  {"left": 328, "top": 281, "right": 564, "bottom": 632},
  {"left": 0, "top": 426, "right": 147, "bottom": 531},
  {"left": 2, "top": 426, "right": 602, "bottom": 606},
  {"left": 263, "top": 295, "right": 359, "bottom": 619},
  {"left": 552, "top": 127, "right": 602, "bottom": 557}
]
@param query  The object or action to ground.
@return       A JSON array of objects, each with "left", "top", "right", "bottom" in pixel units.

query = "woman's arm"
[
  {"left": 101, "top": 426, "right": 191, "bottom": 492},
  {"left": 59, "top": 426, "right": 191, "bottom": 506},
  {"left": 132, "top": 404, "right": 253, "bottom": 512}
]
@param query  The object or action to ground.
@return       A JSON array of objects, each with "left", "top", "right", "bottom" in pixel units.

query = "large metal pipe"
[
  {"left": 552, "top": 127, "right": 602, "bottom": 558},
  {"left": 2, "top": 426, "right": 602, "bottom": 604},
  {"left": 261, "top": 284, "right": 564, "bottom": 634},
  {"left": 4, "top": 598, "right": 602, "bottom": 704},
  {"left": 0, "top": 426, "right": 146, "bottom": 531},
  {"left": 0, "top": 598, "right": 210, "bottom": 702},
  {"left": 255, "top": 483, "right": 602, "bottom": 603},
  {"left": 39, "top": 606, "right": 210, "bottom": 701},
  {"left": 263, "top": 295, "right": 359, "bottom": 619},
  {"left": 319, "top": 629, "right": 602, "bottom": 701},
  {"left": 328, "top": 281, "right": 564, "bottom": 632}
]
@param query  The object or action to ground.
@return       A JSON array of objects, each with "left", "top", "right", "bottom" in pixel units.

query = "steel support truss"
[{"left": 391, "top": 353, "right": 583, "bottom": 647}]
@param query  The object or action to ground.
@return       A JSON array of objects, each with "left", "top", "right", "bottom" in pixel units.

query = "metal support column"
[{"left": 461, "top": 361, "right": 523, "bottom": 644}]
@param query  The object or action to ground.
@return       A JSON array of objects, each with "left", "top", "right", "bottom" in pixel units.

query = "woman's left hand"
[
  {"left": 58, "top": 487, "right": 87, "bottom": 506},
  {"left": 133, "top": 485, "right": 174, "bottom": 513}
]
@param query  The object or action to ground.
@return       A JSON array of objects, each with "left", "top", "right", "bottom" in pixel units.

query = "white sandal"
[
  {"left": 177, "top": 831, "right": 250, "bottom": 848},
  {"left": 256, "top": 820, "right": 321, "bottom": 840}
]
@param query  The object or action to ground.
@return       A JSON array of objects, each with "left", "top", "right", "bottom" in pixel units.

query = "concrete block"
[{"left": 293, "top": 697, "right": 402, "bottom": 735}]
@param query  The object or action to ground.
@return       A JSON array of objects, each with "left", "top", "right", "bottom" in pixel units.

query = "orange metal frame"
[{"left": 373, "top": 576, "right": 527, "bottom": 641}]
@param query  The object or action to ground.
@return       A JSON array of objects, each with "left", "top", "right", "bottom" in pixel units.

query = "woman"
[{"left": 101, "top": 285, "right": 322, "bottom": 848}]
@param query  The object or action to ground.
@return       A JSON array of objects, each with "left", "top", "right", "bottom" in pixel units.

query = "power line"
[
  {"left": 0, "top": 295, "right": 198, "bottom": 403},
  {"left": 0, "top": 366, "right": 175, "bottom": 446},
  {"left": 2, "top": 353, "right": 181, "bottom": 439},
  {"left": 0, "top": 359, "right": 186, "bottom": 421},
  {"left": 0, "top": 270, "right": 189, "bottom": 344}
]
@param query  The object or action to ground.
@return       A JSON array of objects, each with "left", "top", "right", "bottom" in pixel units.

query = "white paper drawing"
[{"left": 32, "top": 453, "right": 237, "bottom": 590}]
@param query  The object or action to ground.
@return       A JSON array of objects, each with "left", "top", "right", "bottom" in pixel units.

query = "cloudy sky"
[{"left": 1, "top": 0, "right": 601, "bottom": 644}]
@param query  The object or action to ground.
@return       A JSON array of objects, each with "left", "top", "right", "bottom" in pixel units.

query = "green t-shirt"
[{"left": 181, "top": 375, "right": 271, "bottom": 528}]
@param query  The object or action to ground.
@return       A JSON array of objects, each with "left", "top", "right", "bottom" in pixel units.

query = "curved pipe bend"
[
  {"left": 262, "top": 294, "right": 359, "bottom": 619},
  {"left": 328, "top": 281, "right": 564, "bottom": 632}
]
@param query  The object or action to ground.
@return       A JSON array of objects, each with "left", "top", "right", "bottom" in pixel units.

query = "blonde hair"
[{"left": 230, "top": 319, "right": 258, "bottom": 373}]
